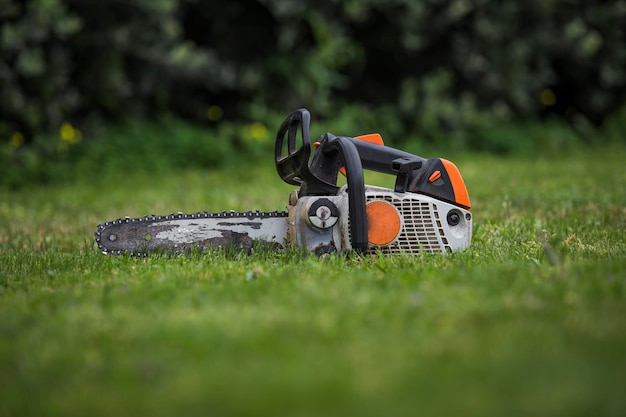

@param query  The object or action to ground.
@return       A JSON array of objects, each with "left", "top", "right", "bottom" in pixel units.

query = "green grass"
[{"left": 1, "top": 144, "right": 626, "bottom": 417}]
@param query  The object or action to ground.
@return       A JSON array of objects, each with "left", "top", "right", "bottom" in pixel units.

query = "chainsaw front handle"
[
  {"left": 275, "top": 109, "right": 368, "bottom": 251},
  {"left": 317, "top": 135, "right": 368, "bottom": 252}
]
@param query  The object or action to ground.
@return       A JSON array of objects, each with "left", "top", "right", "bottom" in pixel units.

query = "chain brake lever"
[{"left": 275, "top": 109, "right": 338, "bottom": 194}]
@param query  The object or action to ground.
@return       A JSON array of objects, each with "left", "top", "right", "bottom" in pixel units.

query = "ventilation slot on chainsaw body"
[{"left": 364, "top": 192, "right": 451, "bottom": 255}]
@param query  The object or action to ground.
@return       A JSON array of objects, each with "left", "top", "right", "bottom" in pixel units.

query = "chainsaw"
[{"left": 95, "top": 109, "right": 472, "bottom": 256}]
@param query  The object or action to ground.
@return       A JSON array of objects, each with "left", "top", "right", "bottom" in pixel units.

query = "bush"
[
  {"left": 1, "top": 0, "right": 625, "bottom": 157},
  {"left": 0, "top": 0, "right": 223, "bottom": 140}
]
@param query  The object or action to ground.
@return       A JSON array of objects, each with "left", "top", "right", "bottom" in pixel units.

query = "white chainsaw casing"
[{"left": 288, "top": 185, "right": 472, "bottom": 255}]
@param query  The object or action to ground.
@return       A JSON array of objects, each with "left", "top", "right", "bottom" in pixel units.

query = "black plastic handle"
[
  {"left": 319, "top": 135, "right": 368, "bottom": 252},
  {"left": 274, "top": 108, "right": 311, "bottom": 186},
  {"left": 347, "top": 139, "right": 425, "bottom": 175},
  {"left": 275, "top": 109, "right": 339, "bottom": 195}
]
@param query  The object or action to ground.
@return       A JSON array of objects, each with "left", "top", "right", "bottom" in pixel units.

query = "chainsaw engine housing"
[{"left": 289, "top": 185, "right": 472, "bottom": 255}]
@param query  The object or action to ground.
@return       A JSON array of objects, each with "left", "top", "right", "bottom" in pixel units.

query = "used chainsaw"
[{"left": 95, "top": 109, "right": 472, "bottom": 256}]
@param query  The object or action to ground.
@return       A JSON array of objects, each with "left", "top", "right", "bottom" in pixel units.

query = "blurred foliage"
[
  {"left": 1, "top": 0, "right": 626, "bottom": 183},
  {"left": 0, "top": 118, "right": 238, "bottom": 188},
  {"left": 4, "top": 104, "right": 625, "bottom": 189}
]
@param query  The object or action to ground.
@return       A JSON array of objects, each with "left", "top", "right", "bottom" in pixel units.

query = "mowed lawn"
[{"left": 1, "top": 145, "right": 625, "bottom": 417}]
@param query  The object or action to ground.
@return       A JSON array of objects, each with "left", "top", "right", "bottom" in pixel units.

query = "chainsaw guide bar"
[{"left": 95, "top": 211, "right": 288, "bottom": 256}]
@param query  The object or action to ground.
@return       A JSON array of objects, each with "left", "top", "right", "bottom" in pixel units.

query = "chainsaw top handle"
[
  {"left": 276, "top": 108, "right": 471, "bottom": 209},
  {"left": 275, "top": 108, "right": 433, "bottom": 193}
]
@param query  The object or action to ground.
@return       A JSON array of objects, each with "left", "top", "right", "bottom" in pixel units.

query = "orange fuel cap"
[{"left": 366, "top": 201, "right": 401, "bottom": 246}]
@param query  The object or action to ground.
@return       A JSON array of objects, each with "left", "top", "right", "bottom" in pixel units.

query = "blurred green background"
[{"left": 1, "top": 0, "right": 626, "bottom": 187}]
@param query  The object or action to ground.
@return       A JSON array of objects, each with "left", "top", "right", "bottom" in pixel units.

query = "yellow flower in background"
[
  {"left": 10, "top": 132, "right": 24, "bottom": 148},
  {"left": 243, "top": 122, "right": 268, "bottom": 142},
  {"left": 207, "top": 105, "right": 224, "bottom": 122},
  {"left": 60, "top": 122, "right": 82, "bottom": 144},
  {"left": 541, "top": 88, "right": 557, "bottom": 107}
]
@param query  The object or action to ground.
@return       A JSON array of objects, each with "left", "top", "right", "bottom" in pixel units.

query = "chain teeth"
[{"left": 95, "top": 209, "right": 289, "bottom": 256}]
